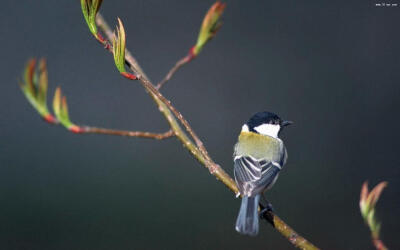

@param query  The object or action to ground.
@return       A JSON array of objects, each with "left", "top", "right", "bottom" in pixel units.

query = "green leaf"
[
  {"left": 193, "top": 1, "right": 226, "bottom": 56},
  {"left": 52, "top": 87, "right": 75, "bottom": 129},
  {"left": 61, "top": 96, "right": 70, "bottom": 122},
  {"left": 24, "top": 58, "right": 37, "bottom": 96},
  {"left": 81, "top": 0, "right": 103, "bottom": 40},
  {"left": 81, "top": 0, "right": 89, "bottom": 26},
  {"left": 53, "top": 87, "right": 61, "bottom": 118},
  {"left": 19, "top": 58, "right": 54, "bottom": 122},
  {"left": 113, "top": 18, "right": 127, "bottom": 74},
  {"left": 38, "top": 59, "right": 48, "bottom": 107}
]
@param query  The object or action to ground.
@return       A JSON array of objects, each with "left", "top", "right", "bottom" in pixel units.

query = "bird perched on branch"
[{"left": 234, "top": 111, "right": 292, "bottom": 236}]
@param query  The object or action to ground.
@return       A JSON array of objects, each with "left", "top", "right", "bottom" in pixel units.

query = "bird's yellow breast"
[{"left": 234, "top": 131, "right": 282, "bottom": 160}]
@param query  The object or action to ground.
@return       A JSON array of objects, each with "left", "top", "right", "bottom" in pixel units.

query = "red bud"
[
  {"left": 187, "top": 46, "right": 197, "bottom": 62},
  {"left": 43, "top": 114, "right": 57, "bottom": 124},
  {"left": 121, "top": 72, "right": 137, "bottom": 80},
  {"left": 69, "top": 125, "right": 84, "bottom": 134}
]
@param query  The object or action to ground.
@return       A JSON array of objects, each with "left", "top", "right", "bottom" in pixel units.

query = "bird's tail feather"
[{"left": 235, "top": 194, "right": 260, "bottom": 236}]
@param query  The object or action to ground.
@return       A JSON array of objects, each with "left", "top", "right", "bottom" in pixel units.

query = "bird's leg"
[
  {"left": 258, "top": 196, "right": 275, "bottom": 226},
  {"left": 259, "top": 194, "right": 274, "bottom": 218}
]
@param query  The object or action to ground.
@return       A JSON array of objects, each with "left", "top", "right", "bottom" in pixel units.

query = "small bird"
[{"left": 234, "top": 111, "right": 292, "bottom": 236}]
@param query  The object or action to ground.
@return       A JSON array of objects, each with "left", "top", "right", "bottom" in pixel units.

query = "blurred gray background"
[{"left": 1, "top": 1, "right": 399, "bottom": 249}]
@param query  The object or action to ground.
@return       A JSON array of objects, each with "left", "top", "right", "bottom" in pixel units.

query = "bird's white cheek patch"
[
  {"left": 254, "top": 124, "right": 280, "bottom": 138},
  {"left": 241, "top": 124, "right": 249, "bottom": 132}
]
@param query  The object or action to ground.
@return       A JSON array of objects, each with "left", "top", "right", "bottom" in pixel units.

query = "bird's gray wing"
[
  {"left": 278, "top": 145, "right": 288, "bottom": 168},
  {"left": 234, "top": 156, "right": 281, "bottom": 196},
  {"left": 234, "top": 156, "right": 262, "bottom": 182}
]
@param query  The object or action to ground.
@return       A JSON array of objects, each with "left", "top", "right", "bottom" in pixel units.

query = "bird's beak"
[{"left": 282, "top": 120, "right": 293, "bottom": 127}]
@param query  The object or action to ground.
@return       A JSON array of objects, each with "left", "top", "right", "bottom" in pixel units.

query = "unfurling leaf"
[
  {"left": 24, "top": 59, "right": 36, "bottom": 96},
  {"left": 38, "top": 59, "right": 48, "bottom": 107},
  {"left": 113, "top": 18, "right": 126, "bottom": 74},
  {"left": 81, "top": 0, "right": 104, "bottom": 42},
  {"left": 19, "top": 58, "right": 56, "bottom": 124},
  {"left": 52, "top": 87, "right": 61, "bottom": 119},
  {"left": 360, "top": 181, "right": 388, "bottom": 240},
  {"left": 52, "top": 87, "right": 81, "bottom": 132},
  {"left": 112, "top": 18, "right": 137, "bottom": 80},
  {"left": 193, "top": 1, "right": 226, "bottom": 56}
]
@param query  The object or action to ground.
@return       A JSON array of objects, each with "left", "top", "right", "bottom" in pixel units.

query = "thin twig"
[
  {"left": 156, "top": 52, "right": 194, "bottom": 90},
  {"left": 55, "top": 122, "right": 175, "bottom": 140},
  {"left": 82, "top": 126, "right": 175, "bottom": 139},
  {"left": 92, "top": 12, "right": 319, "bottom": 250}
]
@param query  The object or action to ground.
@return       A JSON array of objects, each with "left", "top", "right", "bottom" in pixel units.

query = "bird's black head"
[{"left": 242, "top": 111, "right": 292, "bottom": 137}]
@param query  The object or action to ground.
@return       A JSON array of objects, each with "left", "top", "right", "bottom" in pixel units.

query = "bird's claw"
[
  {"left": 260, "top": 202, "right": 274, "bottom": 213},
  {"left": 259, "top": 200, "right": 274, "bottom": 219}
]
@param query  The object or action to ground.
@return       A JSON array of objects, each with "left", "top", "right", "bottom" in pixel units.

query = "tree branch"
[
  {"left": 156, "top": 49, "right": 194, "bottom": 90},
  {"left": 92, "top": 10, "right": 318, "bottom": 250},
  {"left": 95, "top": 13, "right": 214, "bottom": 167},
  {"left": 96, "top": 18, "right": 213, "bottom": 165},
  {"left": 81, "top": 126, "right": 174, "bottom": 139},
  {"left": 260, "top": 208, "right": 319, "bottom": 250}
]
